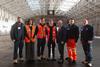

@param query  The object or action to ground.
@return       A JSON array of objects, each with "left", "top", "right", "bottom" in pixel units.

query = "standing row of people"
[{"left": 10, "top": 17, "right": 94, "bottom": 67}]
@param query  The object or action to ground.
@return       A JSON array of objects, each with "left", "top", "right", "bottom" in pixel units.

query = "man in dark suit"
[{"left": 57, "top": 20, "right": 68, "bottom": 64}]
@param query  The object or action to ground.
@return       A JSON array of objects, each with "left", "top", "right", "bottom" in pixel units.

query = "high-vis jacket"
[
  {"left": 46, "top": 26, "right": 56, "bottom": 41},
  {"left": 37, "top": 24, "right": 46, "bottom": 39},
  {"left": 24, "top": 25, "right": 35, "bottom": 43}
]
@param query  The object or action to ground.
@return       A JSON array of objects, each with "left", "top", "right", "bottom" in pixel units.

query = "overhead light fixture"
[
  {"left": 26, "top": 0, "right": 40, "bottom": 11},
  {"left": 47, "top": 10, "right": 55, "bottom": 15},
  {"left": 59, "top": 0, "right": 80, "bottom": 12}
]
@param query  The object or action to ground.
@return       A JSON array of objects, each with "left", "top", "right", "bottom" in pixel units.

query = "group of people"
[{"left": 10, "top": 17, "right": 94, "bottom": 67}]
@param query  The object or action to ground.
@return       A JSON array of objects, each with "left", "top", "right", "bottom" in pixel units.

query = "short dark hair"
[
  {"left": 41, "top": 17, "right": 45, "bottom": 20},
  {"left": 17, "top": 16, "right": 21, "bottom": 19}
]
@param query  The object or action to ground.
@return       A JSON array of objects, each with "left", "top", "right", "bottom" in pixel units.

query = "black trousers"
[
  {"left": 13, "top": 40, "right": 24, "bottom": 60},
  {"left": 25, "top": 42, "right": 34, "bottom": 61},
  {"left": 48, "top": 40, "right": 56, "bottom": 59},
  {"left": 81, "top": 41, "right": 93, "bottom": 63},
  {"left": 58, "top": 42, "right": 65, "bottom": 60},
  {"left": 37, "top": 38, "right": 46, "bottom": 57}
]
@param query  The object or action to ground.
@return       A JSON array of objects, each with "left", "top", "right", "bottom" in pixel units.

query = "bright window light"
[
  {"left": 0, "top": 20, "right": 15, "bottom": 34},
  {"left": 59, "top": 0, "right": 80, "bottom": 11},
  {"left": 26, "top": 0, "right": 40, "bottom": 11}
]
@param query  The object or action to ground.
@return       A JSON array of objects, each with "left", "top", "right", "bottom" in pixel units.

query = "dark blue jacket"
[
  {"left": 10, "top": 22, "right": 24, "bottom": 41},
  {"left": 68, "top": 24, "right": 79, "bottom": 42},
  {"left": 81, "top": 25, "right": 94, "bottom": 41},
  {"left": 57, "top": 25, "right": 68, "bottom": 43}
]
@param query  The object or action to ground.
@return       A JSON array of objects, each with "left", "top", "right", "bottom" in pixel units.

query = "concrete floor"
[{"left": 0, "top": 35, "right": 100, "bottom": 67}]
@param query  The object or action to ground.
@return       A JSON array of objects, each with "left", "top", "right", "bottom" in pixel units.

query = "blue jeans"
[
  {"left": 82, "top": 41, "right": 93, "bottom": 63},
  {"left": 13, "top": 40, "right": 24, "bottom": 60}
]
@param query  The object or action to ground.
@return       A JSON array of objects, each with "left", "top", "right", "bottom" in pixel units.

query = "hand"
[
  {"left": 46, "top": 37, "right": 48, "bottom": 43},
  {"left": 12, "top": 40, "right": 15, "bottom": 42},
  {"left": 55, "top": 39, "right": 57, "bottom": 44},
  {"left": 30, "top": 38, "right": 32, "bottom": 41},
  {"left": 61, "top": 41, "right": 64, "bottom": 44},
  {"left": 88, "top": 41, "right": 93, "bottom": 44}
]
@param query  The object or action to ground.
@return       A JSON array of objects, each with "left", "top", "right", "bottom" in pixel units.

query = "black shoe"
[
  {"left": 37, "top": 58, "right": 41, "bottom": 62},
  {"left": 52, "top": 58, "right": 56, "bottom": 61},
  {"left": 47, "top": 58, "right": 51, "bottom": 61},
  {"left": 81, "top": 60, "right": 88, "bottom": 64},
  {"left": 66, "top": 57, "right": 72, "bottom": 63},
  {"left": 19, "top": 58, "right": 24, "bottom": 62},
  {"left": 37, "top": 57, "right": 41, "bottom": 61},
  {"left": 65, "top": 57, "right": 69, "bottom": 60},
  {"left": 58, "top": 59, "right": 64, "bottom": 64},
  {"left": 25, "top": 60, "right": 34, "bottom": 63},
  {"left": 65, "top": 57, "right": 71, "bottom": 61},
  {"left": 72, "top": 60, "right": 76, "bottom": 64},
  {"left": 13, "top": 59, "right": 18, "bottom": 64},
  {"left": 41, "top": 57, "right": 46, "bottom": 60}
]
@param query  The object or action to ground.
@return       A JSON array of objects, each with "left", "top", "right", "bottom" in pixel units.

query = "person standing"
[
  {"left": 10, "top": 17, "right": 24, "bottom": 64},
  {"left": 46, "top": 19, "right": 57, "bottom": 61},
  {"left": 24, "top": 19, "right": 35, "bottom": 62},
  {"left": 66, "top": 19, "right": 79, "bottom": 64},
  {"left": 81, "top": 19, "right": 94, "bottom": 67},
  {"left": 57, "top": 20, "right": 67, "bottom": 64},
  {"left": 34, "top": 18, "right": 46, "bottom": 60}
]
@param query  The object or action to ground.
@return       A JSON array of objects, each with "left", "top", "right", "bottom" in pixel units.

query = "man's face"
[
  {"left": 18, "top": 18, "right": 22, "bottom": 23},
  {"left": 39, "top": 19, "right": 41, "bottom": 23},
  {"left": 71, "top": 20, "right": 75, "bottom": 24},
  {"left": 83, "top": 19, "right": 88, "bottom": 25},
  {"left": 69, "top": 19, "right": 75, "bottom": 25},
  {"left": 58, "top": 20, "right": 63, "bottom": 27},
  {"left": 41, "top": 18, "right": 45, "bottom": 24},
  {"left": 69, "top": 19, "right": 72, "bottom": 24},
  {"left": 49, "top": 19, "right": 53, "bottom": 26},
  {"left": 29, "top": 20, "right": 33, "bottom": 25}
]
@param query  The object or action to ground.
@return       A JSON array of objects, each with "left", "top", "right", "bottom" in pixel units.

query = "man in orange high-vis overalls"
[
  {"left": 34, "top": 18, "right": 46, "bottom": 61},
  {"left": 24, "top": 19, "right": 35, "bottom": 62},
  {"left": 46, "top": 19, "right": 57, "bottom": 61},
  {"left": 66, "top": 19, "right": 79, "bottom": 64}
]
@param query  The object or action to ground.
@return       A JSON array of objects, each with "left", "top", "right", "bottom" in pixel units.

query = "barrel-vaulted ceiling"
[{"left": 0, "top": 0, "right": 100, "bottom": 19}]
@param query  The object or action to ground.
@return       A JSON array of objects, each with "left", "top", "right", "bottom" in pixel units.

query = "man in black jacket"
[
  {"left": 66, "top": 19, "right": 79, "bottom": 64},
  {"left": 81, "top": 19, "right": 94, "bottom": 67},
  {"left": 10, "top": 17, "right": 24, "bottom": 64},
  {"left": 57, "top": 20, "right": 68, "bottom": 64}
]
